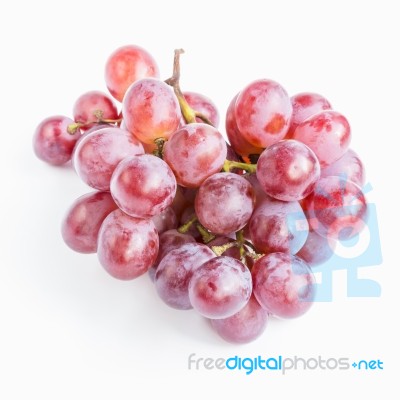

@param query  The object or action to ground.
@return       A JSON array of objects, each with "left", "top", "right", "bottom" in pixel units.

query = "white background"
[{"left": 1, "top": 0, "right": 398, "bottom": 398}]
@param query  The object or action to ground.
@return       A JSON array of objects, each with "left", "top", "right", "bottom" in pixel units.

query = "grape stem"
[
  {"left": 165, "top": 49, "right": 213, "bottom": 126},
  {"left": 177, "top": 215, "right": 216, "bottom": 243},
  {"left": 196, "top": 223, "right": 216, "bottom": 244},
  {"left": 223, "top": 159, "right": 257, "bottom": 173},
  {"left": 211, "top": 241, "right": 237, "bottom": 256},
  {"left": 153, "top": 138, "right": 166, "bottom": 158},
  {"left": 67, "top": 114, "right": 123, "bottom": 134},
  {"left": 210, "top": 230, "right": 265, "bottom": 266},
  {"left": 177, "top": 215, "right": 198, "bottom": 234}
]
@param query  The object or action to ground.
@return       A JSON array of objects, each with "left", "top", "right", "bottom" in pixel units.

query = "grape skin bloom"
[
  {"left": 97, "top": 209, "right": 159, "bottom": 280},
  {"left": 195, "top": 172, "right": 255, "bottom": 235}
]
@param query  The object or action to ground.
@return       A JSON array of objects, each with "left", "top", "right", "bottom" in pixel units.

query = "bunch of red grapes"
[{"left": 33, "top": 44, "right": 367, "bottom": 344}]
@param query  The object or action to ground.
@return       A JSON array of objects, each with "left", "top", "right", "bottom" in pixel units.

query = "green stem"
[
  {"left": 211, "top": 241, "right": 237, "bottom": 256},
  {"left": 177, "top": 215, "right": 198, "bottom": 234},
  {"left": 196, "top": 224, "right": 215, "bottom": 244},
  {"left": 235, "top": 230, "right": 246, "bottom": 259},
  {"left": 223, "top": 159, "right": 257, "bottom": 173},
  {"left": 67, "top": 117, "right": 123, "bottom": 135}
]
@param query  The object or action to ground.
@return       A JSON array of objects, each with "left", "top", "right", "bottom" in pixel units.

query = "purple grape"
[
  {"left": 73, "top": 127, "right": 144, "bottom": 190},
  {"left": 252, "top": 253, "right": 315, "bottom": 318},
  {"left": 155, "top": 243, "right": 215, "bottom": 310},
  {"left": 195, "top": 172, "right": 255, "bottom": 235},
  {"left": 256, "top": 139, "right": 320, "bottom": 202},
  {"left": 61, "top": 191, "right": 117, "bottom": 254},
  {"left": 209, "top": 295, "right": 268, "bottom": 344},
  {"left": 110, "top": 154, "right": 177, "bottom": 219},
  {"left": 97, "top": 209, "right": 159, "bottom": 280},
  {"left": 188, "top": 256, "right": 252, "bottom": 319},
  {"left": 249, "top": 196, "right": 309, "bottom": 254}
]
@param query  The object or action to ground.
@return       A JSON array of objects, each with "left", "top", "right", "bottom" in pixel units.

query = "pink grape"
[
  {"left": 151, "top": 207, "right": 178, "bottom": 234},
  {"left": 226, "top": 93, "right": 264, "bottom": 158},
  {"left": 155, "top": 243, "right": 215, "bottom": 310},
  {"left": 72, "top": 90, "right": 119, "bottom": 130},
  {"left": 97, "top": 209, "right": 159, "bottom": 280},
  {"left": 148, "top": 229, "right": 196, "bottom": 281},
  {"left": 292, "top": 110, "right": 351, "bottom": 167},
  {"left": 209, "top": 295, "right": 268, "bottom": 344},
  {"left": 110, "top": 154, "right": 176, "bottom": 219},
  {"left": 180, "top": 187, "right": 198, "bottom": 205},
  {"left": 188, "top": 256, "right": 252, "bottom": 319},
  {"left": 249, "top": 196, "right": 309, "bottom": 254},
  {"left": 252, "top": 252, "right": 315, "bottom": 318},
  {"left": 33, "top": 115, "right": 80, "bottom": 165},
  {"left": 61, "top": 191, "right": 117, "bottom": 253},
  {"left": 303, "top": 176, "right": 368, "bottom": 240},
  {"left": 105, "top": 44, "right": 159, "bottom": 102},
  {"left": 73, "top": 127, "right": 144, "bottom": 190},
  {"left": 244, "top": 173, "right": 268, "bottom": 207},
  {"left": 287, "top": 92, "right": 332, "bottom": 137},
  {"left": 71, "top": 124, "right": 112, "bottom": 169},
  {"left": 141, "top": 140, "right": 158, "bottom": 155},
  {"left": 163, "top": 123, "right": 227, "bottom": 188},
  {"left": 235, "top": 79, "right": 292, "bottom": 148},
  {"left": 321, "top": 148, "right": 365, "bottom": 187},
  {"left": 122, "top": 78, "right": 181, "bottom": 144},
  {"left": 183, "top": 91, "right": 220, "bottom": 127},
  {"left": 170, "top": 186, "right": 192, "bottom": 220},
  {"left": 195, "top": 172, "right": 255, "bottom": 235},
  {"left": 256, "top": 139, "right": 321, "bottom": 201},
  {"left": 296, "top": 230, "right": 336, "bottom": 267}
]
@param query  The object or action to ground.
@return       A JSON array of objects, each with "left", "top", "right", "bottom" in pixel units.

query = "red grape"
[
  {"left": 105, "top": 44, "right": 159, "bottom": 102},
  {"left": 195, "top": 172, "right": 255, "bottom": 235},
  {"left": 292, "top": 110, "right": 351, "bottom": 167},
  {"left": 320, "top": 148, "right": 365, "bottom": 187},
  {"left": 163, "top": 123, "right": 227, "bottom": 188},
  {"left": 33, "top": 115, "right": 80, "bottom": 165},
  {"left": 226, "top": 93, "right": 264, "bottom": 158},
  {"left": 170, "top": 186, "right": 192, "bottom": 220},
  {"left": 244, "top": 173, "right": 268, "bottom": 207},
  {"left": 155, "top": 243, "right": 215, "bottom": 310},
  {"left": 148, "top": 229, "right": 196, "bottom": 282},
  {"left": 183, "top": 91, "right": 220, "bottom": 127},
  {"left": 252, "top": 252, "right": 315, "bottom": 318},
  {"left": 72, "top": 90, "right": 119, "bottom": 130},
  {"left": 296, "top": 229, "right": 336, "bottom": 267},
  {"left": 110, "top": 154, "right": 176, "bottom": 219},
  {"left": 235, "top": 79, "right": 292, "bottom": 148},
  {"left": 151, "top": 207, "right": 178, "bottom": 234},
  {"left": 287, "top": 92, "right": 332, "bottom": 138},
  {"left": 303, "top": 176, "right": 368, "bottom": 240},
  {"left": 256, "top": 139, "right": 321, "bottom": 201},
  {"left": 249, "top": 196, "right": 309, "bottom": 254},
  {"left": 61, "top": 191, "right": 117, "bottom": 253},
  {"left": 73, "top": 127, "right": 144, "bottom": 190},
  {"left": 122, "top": 78, "right": 181, "bottom": 144},
  {"left": 97, "top": 209, "right": 159, "bottom": 280},
  {"left": 209, "top": 295, "right": 268, "bottom": 344},
  {"left": 188, "top": 256, "right": 252, "bottom": 319}
]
